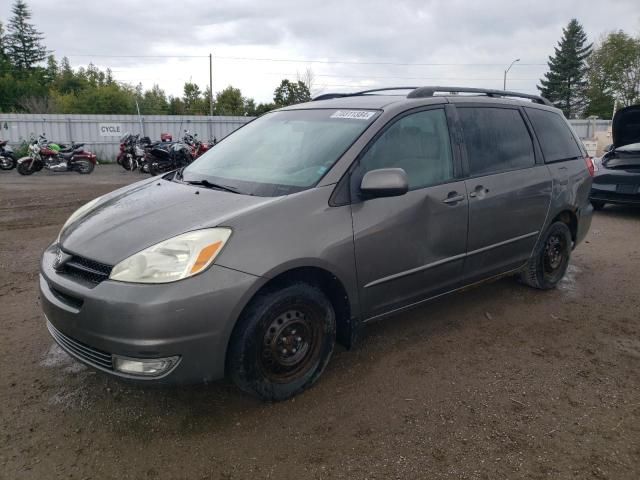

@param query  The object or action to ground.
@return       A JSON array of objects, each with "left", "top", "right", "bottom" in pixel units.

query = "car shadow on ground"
[{"left": 595, "top": 204, "right": 640, "bottom": 220}]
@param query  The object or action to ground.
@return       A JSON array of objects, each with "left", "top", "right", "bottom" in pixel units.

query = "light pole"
[{"left": 503, "top": 58, "right": 520, "bottom": 90}]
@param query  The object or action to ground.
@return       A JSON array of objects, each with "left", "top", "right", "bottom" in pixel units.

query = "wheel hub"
[
  {"left": 544, "top": 234, "right": 564, "bottom": 271},
  {"left": 260, "top": 308, "right": 319, "bottom": 382}
]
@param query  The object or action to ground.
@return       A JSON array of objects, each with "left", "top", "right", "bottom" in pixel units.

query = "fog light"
[{"left": 113, "top": 356, "right": 180, "bottom": 377}]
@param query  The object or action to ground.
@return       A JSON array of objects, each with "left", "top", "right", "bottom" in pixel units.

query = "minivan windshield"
[{"left": 181, "top": 109, "right": 379, "bottom": 196}]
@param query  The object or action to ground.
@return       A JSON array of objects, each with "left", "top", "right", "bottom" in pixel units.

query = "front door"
[{"left": 350, "top": 107, "right": 469, "bottom": 320}]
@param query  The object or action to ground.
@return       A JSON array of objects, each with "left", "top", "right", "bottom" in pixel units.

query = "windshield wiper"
[{"left": 184, "top": 179, "right": 242, "bottom": 194}]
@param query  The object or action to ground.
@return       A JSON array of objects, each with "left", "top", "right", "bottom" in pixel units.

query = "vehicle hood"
[
  {"left": 612, "top": 104, "right": 640, "bottom": 148},
  {"left": 60, "top": 177, "right": 281, "bottom": 265}
]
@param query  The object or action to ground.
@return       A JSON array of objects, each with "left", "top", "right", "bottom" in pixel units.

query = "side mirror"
[{"left": 360, "top": 168, "right": 409, "bottom": 198}]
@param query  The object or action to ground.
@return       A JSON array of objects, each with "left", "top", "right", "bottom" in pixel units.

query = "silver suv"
[{"left": 41, "top": 87, "right": 594, "bottom": 400}]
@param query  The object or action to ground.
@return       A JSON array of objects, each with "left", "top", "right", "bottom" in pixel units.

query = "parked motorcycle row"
[
  {"left": 0, "top": 134, "right": 97, "bottom": 175},
  {"left": 116, "top": 130, "right": 216, "bottom": 176},
  {"left": 0, "top": 129, "right": 214, "bottom": 177}
]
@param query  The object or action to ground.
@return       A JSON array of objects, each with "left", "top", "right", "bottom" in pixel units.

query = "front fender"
[{"left": 17, "top": 156, "right": 33, "bottom": 164}]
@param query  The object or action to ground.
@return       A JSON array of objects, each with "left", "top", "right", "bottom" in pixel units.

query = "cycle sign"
[{"left": 98, "top": 123, "right": 123, "bottom": 136}]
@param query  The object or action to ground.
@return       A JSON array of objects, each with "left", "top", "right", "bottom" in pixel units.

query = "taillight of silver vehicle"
[{"left": 584, "top": 156, "right": 596, "bottom": 176}]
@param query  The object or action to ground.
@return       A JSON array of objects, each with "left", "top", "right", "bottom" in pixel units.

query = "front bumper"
[{"left": 40, "top": 244, "right": 264, "bottom": 384}]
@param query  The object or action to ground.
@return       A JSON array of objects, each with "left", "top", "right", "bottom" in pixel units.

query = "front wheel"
[
  {"left": 17, "top": 159, "right": 36, "bottom": 175},
  {"left": 227, "top": 283, "right": 336, "bottom": 401},
  {"left": 591, "top": 200, "right": 605, "bottom": 211},
  {"left": 520, "top": 222, "right": 572, "bottom": 290}
]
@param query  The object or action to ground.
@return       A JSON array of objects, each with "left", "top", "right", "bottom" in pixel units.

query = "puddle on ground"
[
  {"left": 40, "top": 343, "right": 88, "bottom": 373},
  {"left": 558, "top": 264, "right": 581, "bottom": 296}
]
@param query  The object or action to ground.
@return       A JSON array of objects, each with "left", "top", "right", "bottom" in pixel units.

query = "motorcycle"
[
  {"left": 182, "top": 130, "right": 212, "bottom": 159},
  {"left": 117, "top": 133, "right": 150, "bottom": 172},
  {"left": 146, "top": 130, "right": 214, "bottom": 176},
  {"left": 0, "top": 140, "right": 16, "bottom": 170},
  {"left": 147, "top": 140, "right": 192, "bottom": 176},
  {"left": 17, "top": 134, "right": 97, "bottom": 175}
]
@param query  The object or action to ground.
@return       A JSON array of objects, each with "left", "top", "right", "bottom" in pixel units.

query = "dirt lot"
[{"left": 0, "top": 165, "right": 639, "bottom": 480}]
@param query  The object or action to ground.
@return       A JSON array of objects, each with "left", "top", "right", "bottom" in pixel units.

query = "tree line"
[{"left": 0, "top": 1, "right": 311, "bottom": 115}]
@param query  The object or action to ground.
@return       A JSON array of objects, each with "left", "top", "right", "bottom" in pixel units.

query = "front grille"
[
  {"left": 59, "top": 255, "right": 112, "bottom": 285},
  {"left": 47, "top": 321, "right": 113, "bottom": 370}
]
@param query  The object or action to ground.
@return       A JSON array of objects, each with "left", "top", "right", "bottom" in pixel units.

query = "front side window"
[
  {"left": 355, "top": 108, "right": 454, "bottom": 191},
  {"left": 458, "top": 107, "right": 535, "bottom": 176},
  {"left": 183, "top": 109, "right": 379, "bottom": 196}
]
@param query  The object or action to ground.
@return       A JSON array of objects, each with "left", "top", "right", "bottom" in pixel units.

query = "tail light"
[{"left": 584, "top": 156, "right": 595, "bottom": 177}]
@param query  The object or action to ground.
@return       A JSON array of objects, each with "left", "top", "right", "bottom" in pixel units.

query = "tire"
[
  {"left": 0, "top": 154, "right": 16, "bottom": 170},
  {"left": 520, "top": 221, "right": 572, "bottom": 290},
  {"left": 17, "top": 160, "right": 35, "bottom": 175},
  {"left": 121, "top": 156, "right": 133, "bottom": 171},
  {"left": 591, "top": 200, "right": 605, "bottom": 211},
  {"left": 76, "top": 160, "right": 95, "bottom": 174},
  {"left": 227, "top": 282, "right": 336, "bottom": 401}
]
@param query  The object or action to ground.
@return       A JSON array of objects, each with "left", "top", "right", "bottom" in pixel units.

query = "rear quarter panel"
[{"left": 545, "top": 159, "right": 593, "bottom": 244}]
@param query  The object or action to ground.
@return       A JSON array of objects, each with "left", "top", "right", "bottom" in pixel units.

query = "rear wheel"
[
  {"left": 76, "top": 160, "right": 95, "bottom": 174},
  {"left": 227, "top": 283, "right": 336, "bottom": 401},
  {"left": 520, "top": 221, "right": 572, "bottom": 290},
  {"left": 0, "top": 154, "right": 16, "bottom": 170},
  {"left": 591, "top": 200, "right": 605, "bottom": 211}
]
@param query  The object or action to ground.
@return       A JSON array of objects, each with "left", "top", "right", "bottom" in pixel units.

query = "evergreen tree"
[
  {"left": 5, "top": 0, "right": 47, "bottom": 70},
  {"left": 538, "top": 19, "right": 592, "bottom": 118}
]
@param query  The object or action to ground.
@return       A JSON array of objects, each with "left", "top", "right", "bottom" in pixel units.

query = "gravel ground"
[{"left": 1, "top": 165, "right": 639, "bottom": 480}]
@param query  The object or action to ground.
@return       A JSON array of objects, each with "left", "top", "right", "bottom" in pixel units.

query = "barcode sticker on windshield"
[{"left": 330, "top": 110, "right": 376, "bottom": 120}]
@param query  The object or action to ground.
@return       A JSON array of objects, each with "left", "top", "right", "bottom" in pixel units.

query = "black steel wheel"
[
  {"left": 520, "top": 221, "right": 572, "bottom": 290},
  {"left": 259, "top": 307, "right": 324, "bottom": 383},
  {"left": 227, "top": 282, "right": 336, "bottom": 401}
]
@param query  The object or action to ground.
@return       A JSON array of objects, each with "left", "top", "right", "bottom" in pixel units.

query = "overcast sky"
[{"left": 3, "top": 0, "right": 640, "bottom": 104}]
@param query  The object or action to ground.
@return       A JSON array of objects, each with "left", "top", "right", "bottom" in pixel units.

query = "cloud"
[{"left": 2, "top": 0, "right": 639, "bottom": 102}]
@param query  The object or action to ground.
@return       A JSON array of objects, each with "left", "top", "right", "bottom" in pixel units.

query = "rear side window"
[
  {"left": 525, "top": 108, "right": 582, "bottom": 162},
  {"left": 458, "top": 107, "right": 535, "bottom": 176}
]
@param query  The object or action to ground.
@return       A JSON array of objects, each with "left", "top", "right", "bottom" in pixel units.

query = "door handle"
[
  {"left": 443, "top": 193, "right": 465, "bottom": 204},
  {"left": 468, "top": 185, "right": 489, "bottom": 198}
]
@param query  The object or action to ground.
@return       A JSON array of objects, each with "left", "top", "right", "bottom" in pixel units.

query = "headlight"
[
  {"left": 57, "top": 196, "right": 103, "bottom": 242},
  {"left": 109, "top": 228, "right": 232, "bottom": 283}
]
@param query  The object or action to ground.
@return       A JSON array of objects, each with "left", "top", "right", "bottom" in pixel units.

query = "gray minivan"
[{"left": 41, "top": 87, "right": 594, "bottom": 400}]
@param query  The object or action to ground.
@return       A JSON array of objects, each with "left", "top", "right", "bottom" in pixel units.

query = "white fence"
[
  {"left": 0, "top": 113, "right": 612, "bottom": 162},
  {"left": 0, "top": 114, "right": 253, "bottom": 161}
]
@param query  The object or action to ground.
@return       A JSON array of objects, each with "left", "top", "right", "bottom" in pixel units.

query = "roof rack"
[
  {"left": 313, "top": 85, "right": 553, "bottom": 106},
  {"left": 407, "top": 86, "right": 553, "bottom": 106},
  {"left": 313, "top": 87, "right": 418, "bottom": 101}
]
